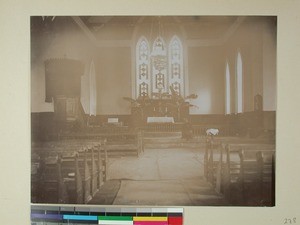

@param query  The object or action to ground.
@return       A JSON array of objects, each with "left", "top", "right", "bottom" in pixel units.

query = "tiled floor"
[{"left": 89, "top": 147, "right": 227, "bottom": 206}]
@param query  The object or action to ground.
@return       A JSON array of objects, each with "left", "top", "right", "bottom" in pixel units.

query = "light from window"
[
  {"left": 236, "top": 52, "right": 243, "bottom": 113},
  {"left": 225, "top": 62, "right": 231, "bottom": 114}
]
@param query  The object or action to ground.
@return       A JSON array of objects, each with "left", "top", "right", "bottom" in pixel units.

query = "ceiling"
[
  {"left": 31, "top": 16, "right": 276, "bottom": 47},
  {"left": 74, "top": 16, "right": 243, "bottom": 42}
]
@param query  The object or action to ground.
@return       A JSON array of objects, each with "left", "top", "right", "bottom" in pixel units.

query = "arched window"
[
  {"left": 89, "top": 60, "right": 97, "bottom": 116},
  {"left": 136, "top": 35, "right": 184, "bottom": 98},
  {"left": 169, "top": 36, "right": 184, "bottom": 96},
  {"left": 225, "top": 62, "right": 231, "bottom": 114},
  {"left": 81, "top": 60, "right": 97, "bottom": 115},
  {"left": 136, "top": 37, "right": 150, "bottom": 97},
  {"left": 152, "top": 36, "right": 168, "bottom": 94},
  {"left": 236, "top": 51, "right": 243, "bottom": 113}
]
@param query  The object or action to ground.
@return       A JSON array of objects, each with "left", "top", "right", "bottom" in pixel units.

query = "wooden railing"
[{"left": 142, "top": 123, "right": 183, "bottom": 132}]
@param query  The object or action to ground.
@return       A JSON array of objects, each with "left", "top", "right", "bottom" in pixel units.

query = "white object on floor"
[{"left": 206, "top": 128, "right": 219, "bottom": 136}]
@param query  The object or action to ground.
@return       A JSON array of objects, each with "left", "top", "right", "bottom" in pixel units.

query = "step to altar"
[{"left": 142, "top": 132, "right": 207, "bottom": 148}]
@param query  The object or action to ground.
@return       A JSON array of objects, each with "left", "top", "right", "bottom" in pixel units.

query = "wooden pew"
[
  {"left": 100, "top": 132, "right": 143, "bottom": 157},
  {"left": 78, "top": 144, "right": 108, "bottom": 198},
  {"left": 223, "top": 149, "right": 275, "bottom": 206},
  {"left": 221, "top": 148, "right": 241, "bottom": 204},
  {"left": 59, "top": 152, "right": 84, "bottom": 204},
  {"left": 204, "top": 136, "right": 221, "bottom": 184},
  {"left": 106, "top": 132, "right": 142, "bottom": 157},
  {"left": 58, "top": 131, "right": 144, "bottom": 157},
  {"left": 31, "top": 152, "right": 41, "bottom": 203},
  {"left": 203, "top": 136, "right": 276, "bottom": 205},
  {"left": 256, "top": 150, "right": 275, "bottom": 205},
  {"left": 97, "top": 141, "right": 108, "bottom": 183},
  {"left": 204, "top": 137, "right": 241, "bottom": 181},
  {"left": 204, "top": 137, "right": 252, "bottom": 185},
  {"left": 37, "top": 154, "right": 68, "bottom": 203},
  {"left": 204, "top": 136, "right": 274, "bottom": 186},
  {"left": 32, "top": 140, "right": 107, "bottom": 204},
  {"left": 57, "top": 143, "right": 107, "bottom": 204},
  {"left": 220, "top": 144, "right": 275, "bottom": 205},
  {"left": 59, "top": 143, "right": 107, "bottom": 204},
  {"left": 75, "top": 149, "right": 92, "bottom": 203}
]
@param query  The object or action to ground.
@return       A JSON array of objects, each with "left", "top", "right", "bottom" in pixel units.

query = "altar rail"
[
  {"left": 86, "top": 125, "right": 131, "bottom": 133},
  {"left": 141, "top": 123, "right": 236, "bottom": 135},
  {"left": 142, "top": 123, "right": 183, "bottom": 132}
]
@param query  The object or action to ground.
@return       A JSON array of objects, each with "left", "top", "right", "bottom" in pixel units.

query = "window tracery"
[{"left": 136, "top": 36, "right": 184, "bottom": 98}]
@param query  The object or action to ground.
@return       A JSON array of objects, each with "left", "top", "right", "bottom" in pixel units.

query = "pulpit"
[{"left": 44, "top": 58, "right": 86, "bottom": 131}]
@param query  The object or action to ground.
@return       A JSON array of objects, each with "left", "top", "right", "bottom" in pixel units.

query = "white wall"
[
  {"left": 31, "top": 19, "right": 94, "bottom": 113},
  {"left": 263, "top": 23, "right": 277, "bottom": 111}
]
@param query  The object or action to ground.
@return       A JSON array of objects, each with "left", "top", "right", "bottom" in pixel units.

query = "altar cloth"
[{"left": 147, "top": 117, "right": 174, "bottom": 123}]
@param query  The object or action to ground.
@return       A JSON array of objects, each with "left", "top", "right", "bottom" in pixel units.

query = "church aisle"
[{"left": 88, "top": 147, "right": 227, "bottom": 206}]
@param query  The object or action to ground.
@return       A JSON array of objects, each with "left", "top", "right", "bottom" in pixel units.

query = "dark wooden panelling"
[
  {"left": 263, "top": 111, "right": 276, "bottom": 130},
  {"left": 31, "top": 111, "right": 275, "bottom": 140},
  {"left": 31, "top": 112, "right": 55, "bottom": 141},
  {"left": 190, "top": 114, "right": 229, "bottom": 125},
  {"left": 88, "top": 115, "right": 132, "bottom": 126},
  {"left": 189, "top": 111, "right": 275, "bottom": 137}
]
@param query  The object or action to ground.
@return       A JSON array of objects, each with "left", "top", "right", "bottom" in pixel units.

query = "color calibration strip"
[{"left": 31, "top": 205, "right": 183, "bottom": 225}]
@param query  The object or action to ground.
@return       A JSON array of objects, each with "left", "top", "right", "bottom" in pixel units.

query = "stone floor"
[{"left": 88, "top": 147, "right": 228, "bottom": 206}]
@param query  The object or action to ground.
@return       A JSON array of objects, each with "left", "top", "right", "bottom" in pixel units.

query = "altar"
[
  {"left": 125, "top": 86, "right": 197, "bottom": 127},
  {"left": 130, "top": 98, "right": 189, "bottom": 125},
  {"left": 147, "top": 116, "right": 175, "bottom": 123}
]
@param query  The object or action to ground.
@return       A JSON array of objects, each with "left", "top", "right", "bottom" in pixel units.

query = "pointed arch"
[
  {"left": 89, "top": 60, "right": 97, "bottom": 116},
  {"left": 169, "top": 35, "right": 184, "bottom": 96},
  {"left": 136, "top": 36, "right": 150, "bottom": 97},
  {"left": 152, "top": 36, "right": 167, "bottom": 56},
  {"left": 225, "top": 61, "right": 231, "bottom": 114},
  {"left": 135, "top": 35, "right": 185, "bottom": 98},
  {"left": 152, "top": 36, "right": 168, "bottom": 93},
  {"left": 236, "top": 51, "right": 243, "bottom": 113}
]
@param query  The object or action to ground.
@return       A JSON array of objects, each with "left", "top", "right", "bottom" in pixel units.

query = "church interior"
[{"left": 31, "top": 16, "right": 276, "bottom": 206}]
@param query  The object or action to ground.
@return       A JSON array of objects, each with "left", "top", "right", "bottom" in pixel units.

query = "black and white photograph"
[{"left": 30, "top": 16, "right": 277, "bottom": 206}]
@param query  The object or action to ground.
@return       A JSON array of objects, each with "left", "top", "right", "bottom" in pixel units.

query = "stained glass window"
[
  {"left": 136, "top": 36, "right": 184, "bottom": 98},
  {"left": 152, "top": 36, "right": 168, "bottom": 94},
  {"left": 136, "top": 37, "right": 150, "bottom": 97},
  {"left": 169, "top": 36, "right": 184, "bottom": 96}
]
